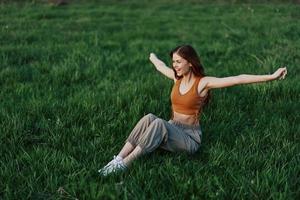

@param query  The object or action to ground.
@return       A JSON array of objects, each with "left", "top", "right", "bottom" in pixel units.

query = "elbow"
[
  {"left": 235, "top": 75, "right": 244, "bottom": 85},
  {"left": 235, "top": 74, "right": 254, "bottom": 85}
]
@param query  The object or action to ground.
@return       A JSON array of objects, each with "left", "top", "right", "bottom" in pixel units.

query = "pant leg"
[
  {"left": 125, "top": 113, "right": 158, "bottom": 147},
  {"left": 137, "top": 118, "right": 199, "bottom": 154},
  {"left": 160, "top": 123, "right": 200, "bottom": 154}
]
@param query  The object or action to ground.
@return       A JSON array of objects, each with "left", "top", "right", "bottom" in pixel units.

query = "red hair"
[{"left": 170, "top": 44, "right": 205, "bottom": 79}]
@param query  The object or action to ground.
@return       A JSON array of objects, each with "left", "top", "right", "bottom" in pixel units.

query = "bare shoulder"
[
  {"left": 201, "top": 76, "right": 216, "bottom": 82},
  {"left": 197, "top": 76, "right": 210, "bottom": 97}
]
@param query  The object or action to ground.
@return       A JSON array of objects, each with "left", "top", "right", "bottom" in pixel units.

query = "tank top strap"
[
  {"left": 192, "top": 76, "right": 202, "bottom": 92},
  {"left": 176, "top": 78, "right": 183, "bottom": 85},
  {"left": 195, "top": 76, "right": 203, "bottom": 85}
]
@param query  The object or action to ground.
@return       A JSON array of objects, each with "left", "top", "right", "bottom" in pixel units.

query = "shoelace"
[
  {"left": 107, "top": 156, "right": 121, "bottom": 166},
  {"left": 99, "top": 156, "right": 118, "bottom": 172},
  {"left": 99, "top": 155, "right": 125, "bottom": 175}
]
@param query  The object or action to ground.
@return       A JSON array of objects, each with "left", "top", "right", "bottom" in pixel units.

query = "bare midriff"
[{"left": 172, "top": 111, "right": 199, "bottom": 126}]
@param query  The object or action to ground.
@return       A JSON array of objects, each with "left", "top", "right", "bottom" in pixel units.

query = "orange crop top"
[{"left": 170, "top": 76, "right": 207, "bottom": 122}]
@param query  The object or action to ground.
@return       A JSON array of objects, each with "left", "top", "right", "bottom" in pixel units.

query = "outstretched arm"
[
  {"left": 149, "top": 53, "right": 175, "bottom": 80},
  {"left": 203, "top": 67, "right": 287, "bottom": 90}
]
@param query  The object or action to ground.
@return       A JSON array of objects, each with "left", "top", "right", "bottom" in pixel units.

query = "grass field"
[{"left": 1, "top": 0, "right": 299, "bottom": 199}]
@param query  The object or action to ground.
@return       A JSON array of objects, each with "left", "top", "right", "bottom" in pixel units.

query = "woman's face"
[{"left": 172, "top": 53, "right": 192, "bottom": 76}]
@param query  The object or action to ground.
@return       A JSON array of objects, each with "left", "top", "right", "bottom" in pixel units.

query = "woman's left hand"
[{"left": 272, "top": 67, "right": 287, "bottom": 80}]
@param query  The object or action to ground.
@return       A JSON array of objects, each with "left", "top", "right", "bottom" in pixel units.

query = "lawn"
[{"left": 0, "top": 0, "right": 299, "bottom": 199}]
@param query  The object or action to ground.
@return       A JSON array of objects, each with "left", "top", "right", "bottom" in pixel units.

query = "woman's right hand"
[
  {"left": 148, "top": 52, "right": 175, "bottom": 80},
  {"left": 149, "top": 53, "right": 157, "bottom": 62}
]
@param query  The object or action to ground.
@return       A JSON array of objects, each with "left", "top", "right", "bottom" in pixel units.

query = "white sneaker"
[
  {"left": 99, "top": 155, "right": 122, "bottom": 170},
  {"left": 98, "top": 155, "right": 127, "bottom": 176}
]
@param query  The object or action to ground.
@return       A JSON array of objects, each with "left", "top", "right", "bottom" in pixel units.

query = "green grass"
[{"left": 0, "top": 0, "right": 299, "bottom": 199}]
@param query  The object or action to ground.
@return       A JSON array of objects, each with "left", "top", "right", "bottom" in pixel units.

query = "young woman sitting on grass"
[{"left": 98, "top": 44, "right": 287, "bottom": 176}]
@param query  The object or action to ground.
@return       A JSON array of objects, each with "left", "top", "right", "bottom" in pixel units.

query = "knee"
[
  {"left": 152, "top": 118, "right": 164, "bottom": 126},
  {"left": 144, "top": 113, "right": 157, "bottom": 121}
]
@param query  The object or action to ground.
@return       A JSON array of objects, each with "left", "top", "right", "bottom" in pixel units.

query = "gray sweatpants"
[{"left": 125, "top": 113, "right": 202, "bottom": 154}]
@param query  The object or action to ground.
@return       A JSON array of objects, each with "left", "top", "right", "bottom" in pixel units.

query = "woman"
[{"left": 98, "top": 45, "right": 287, "bottom": 176}]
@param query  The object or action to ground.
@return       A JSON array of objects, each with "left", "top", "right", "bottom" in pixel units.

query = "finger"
[
  {"left": 283, "top": 72, "right": 287, "bottom": 77},
  {"left": 280, "top": 73, "right": 284, "bottom": 79},
  {"left": 280, "top": 71, "right": 284, "bottom": 76}
]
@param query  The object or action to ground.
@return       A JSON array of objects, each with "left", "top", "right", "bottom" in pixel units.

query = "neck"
[{"left": 181, "top": 71, "right": 194, "bottom": 84}]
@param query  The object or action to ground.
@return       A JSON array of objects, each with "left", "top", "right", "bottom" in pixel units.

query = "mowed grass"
[{"left": 0, "top": 0, "right": 299, "bottom": 199}]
